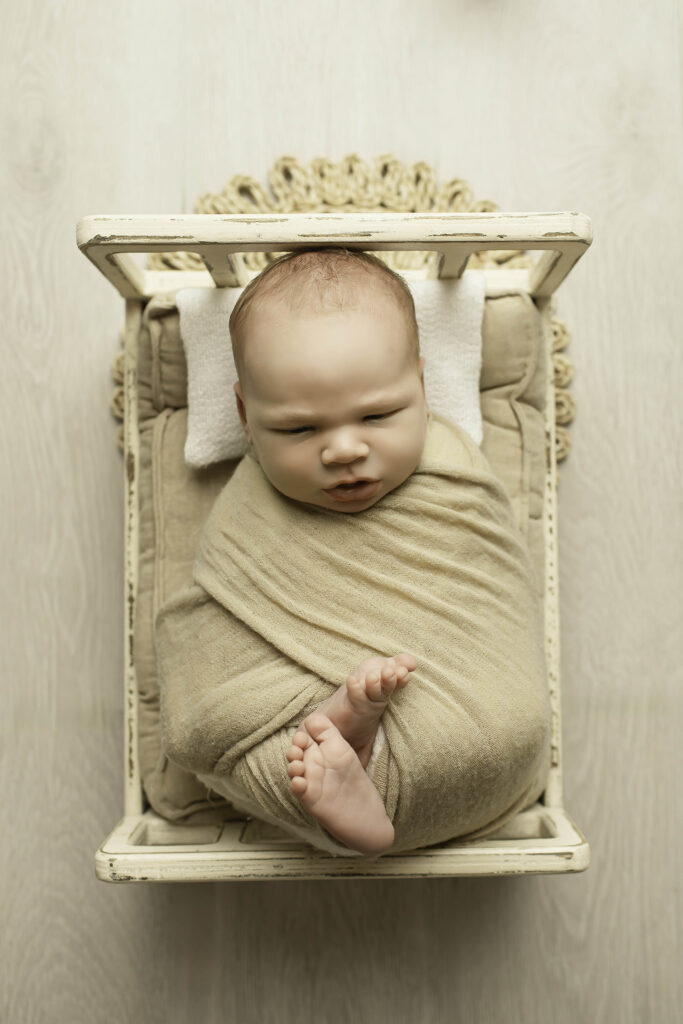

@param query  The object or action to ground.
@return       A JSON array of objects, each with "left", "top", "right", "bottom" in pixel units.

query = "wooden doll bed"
[{"left": 78, "top": 211, "right": 592, "bottom": 882}]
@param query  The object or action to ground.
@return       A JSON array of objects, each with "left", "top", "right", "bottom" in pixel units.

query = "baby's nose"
[{"left": 321, "top": 429, "right": 370, "bottom": 465}]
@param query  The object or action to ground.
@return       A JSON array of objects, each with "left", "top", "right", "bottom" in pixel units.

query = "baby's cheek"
[
  {"left": 392, "top": 441, "right": 424, "bottom": 486},
  {"left": 270, "top": 449, "right": 307, "bottom": 486},
  {"left": 386, "top": 432, "right": 419, "bottom": 465}
]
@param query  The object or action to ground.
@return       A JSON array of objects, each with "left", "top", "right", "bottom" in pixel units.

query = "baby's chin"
[
  {"left": 279, "top": 488, "right": 381, "bottom": 514},
  {"left": 319, "top": 496, "right": 382, "bottom": 514}
]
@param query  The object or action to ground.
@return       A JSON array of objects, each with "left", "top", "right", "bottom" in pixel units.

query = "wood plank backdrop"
[{"left": 1, "top": 1, "right": 680, "bottom": 1021}]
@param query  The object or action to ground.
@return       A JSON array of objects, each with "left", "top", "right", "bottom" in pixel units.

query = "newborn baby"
[
  {"left": 229, "top": 247, "right": 430, "bottom": 854},
  {"left": 157, "top": 247, "right": 550, "bottom": 860}
]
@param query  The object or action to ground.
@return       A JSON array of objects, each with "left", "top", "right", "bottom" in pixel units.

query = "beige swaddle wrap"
[{"left": 156, "top": 413, "right": 551, "bottom": 856}]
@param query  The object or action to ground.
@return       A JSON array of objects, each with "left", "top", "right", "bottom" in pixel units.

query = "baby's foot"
[
  {"left": 314, "top": 653, "right": 417, "bottom": 769},
  {"left": 286, "top": 712, "right": 394, "bottom": 855}
]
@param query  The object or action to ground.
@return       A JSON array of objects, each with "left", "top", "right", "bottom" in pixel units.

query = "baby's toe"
[
  {"left": 379, "top": 663, "right": 398, "bottom": 693},
  {"left": 394, "top": 652, "right": 418, "bottom": 672},
  {"left": 293, "top": 729, "right": 312, "bottom": 750},
  {"left": 291, "top": 776, "right": 308, "bottom": 796},
  {"left": 287, "top": 759, "right": 305, "bottom": 777},
  {"left": 346, "top": 673, "right": 366, "bottom": 702},
  {"left": 363, "top": 666, "right": 391, "bottom": 700},
  {"left": 364, "top": 669, "right": 382, "bottom": 700},
  {"left": 394, "top": 665, "right": 412, "bottom": 689},
  {"left": 303, "top": 711, "right": 335, "bottom": 742}
]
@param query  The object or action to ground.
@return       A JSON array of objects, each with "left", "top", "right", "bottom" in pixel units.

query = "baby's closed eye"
[
  {"left": 363, "top": 408, "right": 407, "bottom": 422},
  {"left": 277, "top": 410, "right": 403, "bottom": 435}
]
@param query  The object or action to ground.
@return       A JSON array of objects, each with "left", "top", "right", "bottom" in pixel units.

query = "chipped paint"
[
  {"left": 297, "top": 232, "right": 375, "bottom": 239},
  {"left": 545, "top": 435, "right": 553, "bottom": 474},
  {"left": 128, "top": 709, "right": 135, "bottom": 780},
  {"left": 91, "top": 234, "right": 196, "bottom": 244},
  {"left": 127, "top": 580, "right": 135, "bottom": 657}
]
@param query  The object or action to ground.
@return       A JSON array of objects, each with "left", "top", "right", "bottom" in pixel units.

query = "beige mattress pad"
[{"left": 134, "top": 290, "right": 548, "bottom": 822}]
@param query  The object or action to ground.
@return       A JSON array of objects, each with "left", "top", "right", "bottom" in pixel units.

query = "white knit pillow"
[{"left": 177, "top": 272, "right": 485, "bottom": 468}]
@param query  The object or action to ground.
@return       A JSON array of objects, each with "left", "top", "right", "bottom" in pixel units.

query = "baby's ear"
[{"left": 234, "top": 381, "right": 249, "bottom": 435}]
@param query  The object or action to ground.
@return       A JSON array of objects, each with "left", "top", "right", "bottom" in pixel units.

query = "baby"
[
  {"left": 158, "top": 245, "right": 550, "bottom": 859},
  {"left": 228, "top": 247, "right": 430, "bottom": 855}
]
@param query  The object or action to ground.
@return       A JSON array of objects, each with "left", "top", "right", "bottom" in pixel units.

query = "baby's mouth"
[{"left": 324, "top": 479, "right": 380, "bottom": 502}]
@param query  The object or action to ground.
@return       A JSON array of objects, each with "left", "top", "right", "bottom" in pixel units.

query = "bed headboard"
[{"left": 76, "top": 211, "right": 592, "bottom": 300}]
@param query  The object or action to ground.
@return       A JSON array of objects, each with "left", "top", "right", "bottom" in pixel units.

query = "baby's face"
[{"left": 234, "top": 293, "right": 429, "bottom": 513}]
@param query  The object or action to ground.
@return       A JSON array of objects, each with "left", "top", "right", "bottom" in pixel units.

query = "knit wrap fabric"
[{"left": 155, "top": 413, "right": 551, "bottom": 855}]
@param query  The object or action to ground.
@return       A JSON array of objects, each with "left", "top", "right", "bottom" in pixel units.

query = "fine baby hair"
[{"left": 228, "top": 247, "right": 421, "bottom": 377}]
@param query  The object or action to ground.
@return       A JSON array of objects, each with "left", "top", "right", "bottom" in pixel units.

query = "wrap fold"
[{"left": 156, "top": 413, "right": 551, "bottom": 855}]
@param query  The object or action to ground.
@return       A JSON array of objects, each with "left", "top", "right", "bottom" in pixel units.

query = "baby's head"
[{"left": 230, "top": 248, "right": 429, "bottom": 513}]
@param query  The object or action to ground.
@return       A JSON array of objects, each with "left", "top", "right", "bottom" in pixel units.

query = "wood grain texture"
[{"left": 0, "top": 0, "right": 681, "bottom": 1022}]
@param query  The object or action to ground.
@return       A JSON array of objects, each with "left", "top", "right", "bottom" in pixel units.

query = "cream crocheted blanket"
[{"left": 156, "top": 413, "right": 551, "bottom": 854}]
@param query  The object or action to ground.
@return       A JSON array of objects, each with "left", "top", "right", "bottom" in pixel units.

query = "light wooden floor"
[{"left": 1, "top": 1, "right": 681, "bottom": 1022}]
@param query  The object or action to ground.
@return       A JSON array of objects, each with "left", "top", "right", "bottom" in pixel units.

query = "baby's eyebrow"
[
  {"left": 263, "top": 394, "right": 401, "bottom": 426},
  {"left": 262, "top": 408, "right": 317, "bottom": 425}
]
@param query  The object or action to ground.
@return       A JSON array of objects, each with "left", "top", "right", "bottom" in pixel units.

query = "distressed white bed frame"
[{"left": 77, "top": 212, "right": 592, "bottom": 882}]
